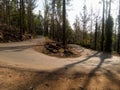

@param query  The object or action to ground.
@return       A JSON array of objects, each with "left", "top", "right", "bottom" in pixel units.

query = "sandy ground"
[{"left": 0, "top": 37, "right": 120, "bottom": 90}]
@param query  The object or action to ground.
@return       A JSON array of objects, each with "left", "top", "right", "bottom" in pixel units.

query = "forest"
[{"left": 0, "top": 0, "right": 120, "bottom": 54}]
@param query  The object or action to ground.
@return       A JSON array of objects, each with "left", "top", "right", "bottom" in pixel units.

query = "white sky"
[{"left": 34, "top": 0, "right": 119, "bottom": 27}]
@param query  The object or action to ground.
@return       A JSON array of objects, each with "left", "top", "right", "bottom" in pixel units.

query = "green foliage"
[
  {"left": 0, "top": 0, "right": 42, "bottom": 37},
  {"left": 117, "top": 5, "right": 120, "bottom": 53},
  {"left": 0, "top": 0, "right": 118, "bottom": 54},
  {"left": 104, "top": 15, "right": 114, "bottom": 53},
  {"left": 66, "top": 21, "right": 74, "bottom": 44}
]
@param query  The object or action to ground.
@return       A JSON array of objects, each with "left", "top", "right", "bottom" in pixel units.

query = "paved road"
[{"left": 0, "top": 37, "right": 120, "bottom": 73}]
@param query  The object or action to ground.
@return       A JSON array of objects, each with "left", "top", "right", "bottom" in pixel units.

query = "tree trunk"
[
  {"left": 62, "top": 0, "right": 66, "bottom": 47},
  {"left": 118, "top": 0, "right": 120, "bottom": 54},
  {"left": 20, "top": 0, "right": 25, "bottom": 40},
  {"left": 94, "top": 19, "right": 98, "bottom": 50},
  {"left": 101, "top": 0, "right": 105, "bottom": 51}
]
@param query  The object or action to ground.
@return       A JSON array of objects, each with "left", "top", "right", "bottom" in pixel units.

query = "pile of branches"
[
  {"left": 45, "top": 42, "right": 75, "bottom": 57},
  {"left": 0, "top": 24, "right": 21, "bottom": 42},
  {"left": 0, "top": 24, "right": 31, "bottom": 42}
]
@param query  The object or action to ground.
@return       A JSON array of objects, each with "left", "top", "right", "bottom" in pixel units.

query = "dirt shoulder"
[{"left": 0, "top": 64, "right": 120, "bottom": 90}]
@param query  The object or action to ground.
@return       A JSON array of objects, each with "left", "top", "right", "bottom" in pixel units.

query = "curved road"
[{"left": 0, "top": 37, "right": 120, "bottom": 73}]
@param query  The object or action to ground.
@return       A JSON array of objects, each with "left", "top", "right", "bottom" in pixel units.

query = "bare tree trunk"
[
  {"left": 118, "top": 0, "right": 120, "bottom": 54},
  {"left": 101, "top": 0, "right": 105, "bottom": 51},
  {"left": 20, "top": 0, "right": 25, "bottom": 40},
  {"left": 94, "top": 18, "right": 98, "bottom": 50},
  {"left": 62, "top": 0, "right": 66, "bottom": 47},
  {"left": 52, "top": 0, "right": 55, "bottom": 39}
]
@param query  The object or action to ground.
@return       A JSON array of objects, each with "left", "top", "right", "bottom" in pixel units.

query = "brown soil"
[{"left": 0, "top": 66, "right": 120, "bottom": 90}]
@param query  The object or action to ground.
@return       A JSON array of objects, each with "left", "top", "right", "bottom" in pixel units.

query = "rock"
[
  {"left": 60, "top": 53, "right": 64, "bottom": 57},
  {"left": 45, "top": 83, "right": 49, "bottom": 87},
  {"left": 0, "top": 32, "right": 3, "bottom": 39},
  {"left": 59, "top": 49, "right": 64, "bottom": 53},
  {"left": 53, "top": 49, "right": 58, "bottom": 53},
  {"left": 29, "top": 86, "right": 34, "bottom": 90},
  {"left": 79, "top": 87, "right": 85, "bottom": 90}
]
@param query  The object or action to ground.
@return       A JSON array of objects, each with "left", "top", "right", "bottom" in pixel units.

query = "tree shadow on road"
[
  {"left": 0, "top": 51, "right": 116, "bottom": 90},
  {"left": 30, "top": 52, "right": 113, "bottom": 89},
  {"left": 82, "top": 52, "right": 112, "bottom": 89},
  {"left": 102, "top": 67, "right": 120, "bottom": 87},
  {"left": 0, "top": 45, "right": 36, "bottom": 52}
]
